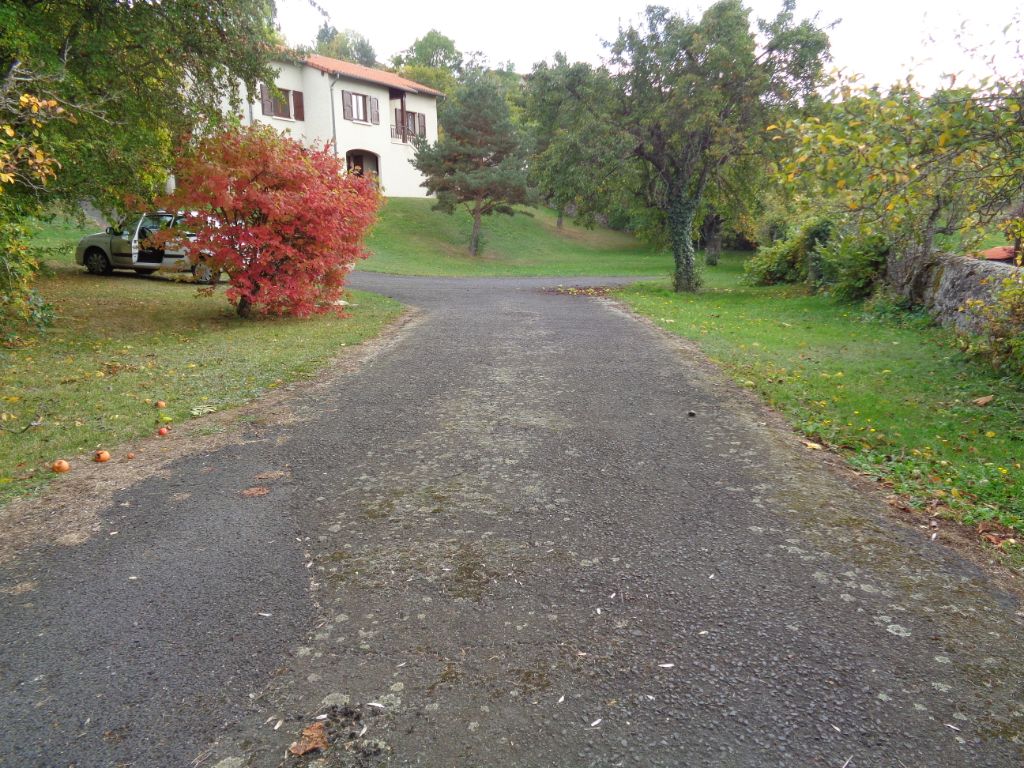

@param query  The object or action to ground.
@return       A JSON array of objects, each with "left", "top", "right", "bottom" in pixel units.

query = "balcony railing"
[{"left": 390, "top": 125, "right": 412, "bottom": 143}]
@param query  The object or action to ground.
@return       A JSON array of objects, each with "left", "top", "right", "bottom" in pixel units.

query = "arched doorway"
[{"left": 345, "top": 149, "right": 379, "bottom": 178}]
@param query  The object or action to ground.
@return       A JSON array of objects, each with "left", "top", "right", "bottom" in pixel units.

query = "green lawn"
[
  {"left": 362, "top": 198, "right": 671, "bottom": 277},
  {"left": 617, "top": 254, "right": 1024, "bottom": 537},
  {"left": 0, "top": 223, "right": 403, "bottom": 503}
]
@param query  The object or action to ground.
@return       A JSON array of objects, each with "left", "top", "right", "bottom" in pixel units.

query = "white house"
[{"left": 234, "top": 54, "right": 442, "bottom": 198}]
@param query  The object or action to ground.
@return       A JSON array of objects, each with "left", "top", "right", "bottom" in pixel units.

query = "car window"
[{"left": 139, "top": 213, "right": 174, "bottom": 231}]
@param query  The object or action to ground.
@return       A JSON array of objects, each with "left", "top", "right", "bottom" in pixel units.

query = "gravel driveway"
[{"left": 1, "top": 273, "right": 1021, "bottom": 767}]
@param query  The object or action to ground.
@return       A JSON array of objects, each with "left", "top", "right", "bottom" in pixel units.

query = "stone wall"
[{"left": 885, "top": 245, "right": 1020, "bottom": 334}]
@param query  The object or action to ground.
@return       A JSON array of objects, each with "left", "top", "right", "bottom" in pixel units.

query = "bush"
[
  {"left": 963, "top": 271, "right": 1024, "bottom": 377},
  {"left": 816, "top": 232, "right": 890, "bottom": 301},
  {"left": 160, "top": 125, "right": 382, "bottom": 317},
  {"left": 0, "top": 219, "right": 51, "bottom": 338},
  {"left": 744, "top": 218, "right": 832, "bottom": 285}
]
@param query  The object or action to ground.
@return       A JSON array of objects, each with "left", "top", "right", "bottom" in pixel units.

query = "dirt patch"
[{"left": 0, "top": 309, "right": 421, "bottom": 567}]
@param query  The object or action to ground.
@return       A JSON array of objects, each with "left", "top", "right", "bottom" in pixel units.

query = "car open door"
[{"left": 107, "top": 217, "right": 139, "bottom": 267}]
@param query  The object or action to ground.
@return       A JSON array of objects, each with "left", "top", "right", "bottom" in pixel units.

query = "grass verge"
[
  {"left": 1, "top": 223, "right": 403, "bottom": 504},
  {"left": 616, "top": 253, "right": 1024, "bottom": 543},
  {"left": 363, "top": 198, "right": 671, "bottom": 277}
]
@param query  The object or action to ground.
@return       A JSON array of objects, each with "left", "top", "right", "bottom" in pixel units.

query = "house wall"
[{"left": 232, "top": 61, "right": 436, "bottom": 198}]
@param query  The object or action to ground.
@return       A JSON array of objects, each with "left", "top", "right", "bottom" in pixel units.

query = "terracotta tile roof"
[
  {"left": 304, "top": 54, "right": 444, "bottom": 97},
  {"left": 979, "top": 245, "right": 1016, "bottom": 262}
]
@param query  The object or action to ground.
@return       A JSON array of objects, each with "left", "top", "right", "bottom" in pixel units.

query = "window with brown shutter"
[
  {"left": 341, "top": 90, "right": 374, "bottom": 123},
  {"left": 417, "top": 112, "right": 426, "bottom": 137},
  {"left": 259, "top": 84, "right": 294, "bottom": 119},
  {"left": 260, "top": 84, "right": 273, "bottom": 116},
  {"left": 292, "top": 91, "right": 304, "bottom": 121}
]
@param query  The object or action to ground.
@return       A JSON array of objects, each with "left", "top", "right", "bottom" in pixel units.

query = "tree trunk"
[
  {"left": 470, "top": 204, "right": 483, "bottom": 256},
  {"left": 703, "top": 214, "right": 722, "bottom": 266},
  {"left": 237, "top": 295, "right": 252, "bottom": 318},
  {"left": 556, "top": 208, "right": 564, "bottom": 229},
  {"left": 669, "top": 190, "right": 701, "bottom": 292}
]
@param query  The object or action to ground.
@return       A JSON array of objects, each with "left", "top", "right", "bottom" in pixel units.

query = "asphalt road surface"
[{"left": 1, "top": 274, "right": 1022, "bottom": 767}]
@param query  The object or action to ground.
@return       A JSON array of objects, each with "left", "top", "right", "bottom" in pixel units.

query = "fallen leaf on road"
[
  {"left": 241, "top": 486, "right": 270, "bottom": 497},
  {"left": 289, "top": 721, "right": 328, "bottom": 756},
  {"left": 972, "top": 395, "right": 994, "bottom": 406},
  {"left": 801, "top": 440, "right": 824, "bottom": 451},
  {"left": 254, "top": 470, "right": 287, "bottom": 481},
  {"left": 981, "top": 532, "right": 1016, "bottom": 548}
]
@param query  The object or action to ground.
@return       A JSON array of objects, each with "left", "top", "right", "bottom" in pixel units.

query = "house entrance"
[{"left": 346, "top": 150, "right": 379, "bottom": 177}]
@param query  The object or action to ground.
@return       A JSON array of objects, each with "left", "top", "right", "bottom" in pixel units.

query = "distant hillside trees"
[
  {"left": 314, "top": 24, "right": 378, "bottom": 67},
  {"left": 391, "top": 30, "right": 463, "bottom": 95}
]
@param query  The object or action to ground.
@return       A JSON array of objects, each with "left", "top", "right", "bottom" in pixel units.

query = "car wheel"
[
  {"left": 191, "top": 261, "right": 220, "bottom": 285},
  {"left": 84, "top": 248, "right": 113, "bottom": 275}
]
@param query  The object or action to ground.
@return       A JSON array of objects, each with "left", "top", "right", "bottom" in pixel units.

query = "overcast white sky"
[{"left": 274, "top": 0, "right": 1022, "bottom": 90}]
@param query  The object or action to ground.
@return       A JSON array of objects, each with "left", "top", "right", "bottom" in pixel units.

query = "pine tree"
[{"left": 412, "top": 70, "right": 529, "bottom": 256}]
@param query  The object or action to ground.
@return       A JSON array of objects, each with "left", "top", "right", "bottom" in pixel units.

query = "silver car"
[{"left": 75, "top": 212, "right": 218, "bottom": 283}]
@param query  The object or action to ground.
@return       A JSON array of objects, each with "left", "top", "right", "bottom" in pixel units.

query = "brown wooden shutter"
[
  {"left": 369, "top": 97, "right": 379, "bottom": 124},
  {"left": 259, "top": 84, "right": 273, "bottom": 116},
  {"left": 417, "top": 112, "right": 426, "bottom": 137},
  {"left": 341, "top": 90, "right": 353, "bottom": 120},
  {"left": 395, "top": 107, "right": 401, "bottom": 128},
  {"left": 292, "top": 91, "right": 304, "bottom": 121}
]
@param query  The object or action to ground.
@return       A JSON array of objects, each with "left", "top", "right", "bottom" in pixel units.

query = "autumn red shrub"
[{"left": 161, "top": 125, "right": 381, "bottom": 317}]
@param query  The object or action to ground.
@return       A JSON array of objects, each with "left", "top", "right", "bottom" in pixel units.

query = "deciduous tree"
[
  {"left": 608, "top": 1, "right": 829, "bottom": 291},
  {"left": 0, "top": 84, "right": 63, "bottom": 333},
  {"left": 159, "top": 126, "right": 381, "bottom": 318},
  {"left": 522, "top": 55, "right": 627, "bottom": 228},
  {"left": 392, "top": 30, "right": 463, "bottom": 72},
  {"left": 776, "top": 77, "right": 1024, "bottom": 257},
  {"left": 1, "top": 0, "right": 278, "bottom": 214}
]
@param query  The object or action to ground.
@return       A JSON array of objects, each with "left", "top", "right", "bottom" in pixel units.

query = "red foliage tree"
[{"left": 161, "top": 125, "right": 381, "bottom": 317}]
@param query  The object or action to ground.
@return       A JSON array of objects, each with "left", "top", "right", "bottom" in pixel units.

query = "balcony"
[{"left": 390, "top": 125, "right": 413, "bottom": 143}]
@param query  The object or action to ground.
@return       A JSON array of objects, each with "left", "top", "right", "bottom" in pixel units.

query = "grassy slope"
[
  {"left": 1, "top": 221, "right": 402, "bottom": 502},
  {"left": 617, "top": 254, "right": 1024, "bottom": 535},
  {"left": 363, "top": 198, "right": 671, "bottom": 277}
]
